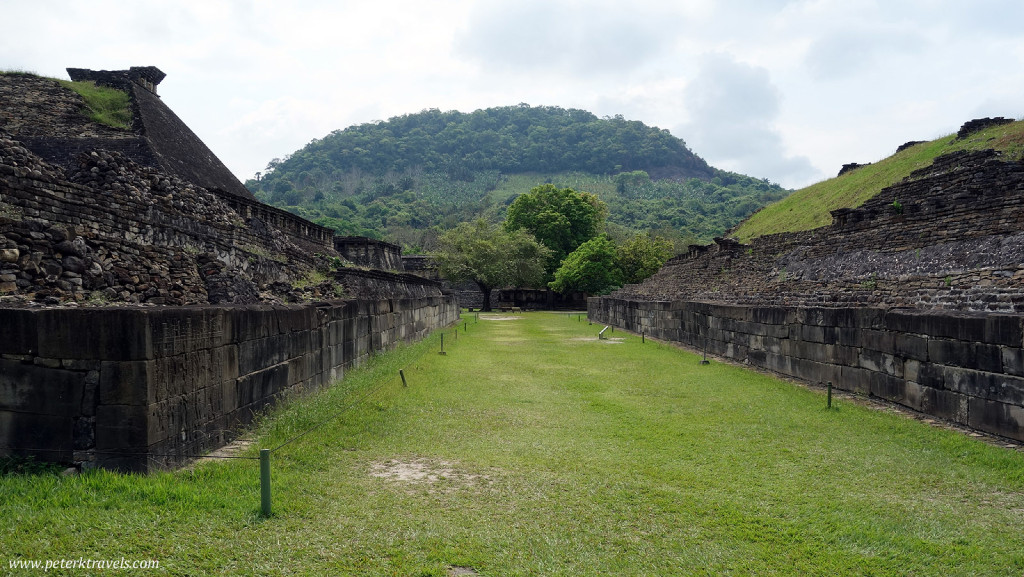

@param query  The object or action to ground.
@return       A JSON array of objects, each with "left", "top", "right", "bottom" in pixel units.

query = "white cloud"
[
  {"left": 680, "top": 54, "right": 820, "bottom": 186},
  {"left": 456, "top": 0, "right": 681, "bottom": 77},
  {"left": 1, "top": 0, "right": 1022, "bottom": 190}
]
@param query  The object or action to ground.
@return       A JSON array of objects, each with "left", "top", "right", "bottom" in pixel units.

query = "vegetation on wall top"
[
  {"left": 731, "top": 119, "right": 1024, "bottom": 243},
  {"left": 58, "top": 80, "right": 132, "bottom": 130},
  {"left": 1, "top": 69, "right": 132, "bottom": 130}
]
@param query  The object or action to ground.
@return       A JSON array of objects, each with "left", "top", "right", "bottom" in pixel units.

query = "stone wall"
[
  {"left": 615, "top": 150, "right": 1024, "bottom": 312},
  {"left": 497, "top": 288, "right": 587, "bottom": 310},
  {"left": 590, "top": 297, "right": 1024, "bottom": 442},
  {"left": 334, "top": 237, "right": 404, "bottom": 271},
  {"left": 1, "top": 72, "right": 335, "bottom": 253},
  {"left": 0, "top": 134, "right": 339, "bottom": 305},
  {"left": 0, "top": 296, "right": 459, "bottom": 471},
  {"left": 401, "top": 255, "right": 440, "bottom": 281},
  {"left": 335, "top": 268, "right": 442, "bottom": 300}
]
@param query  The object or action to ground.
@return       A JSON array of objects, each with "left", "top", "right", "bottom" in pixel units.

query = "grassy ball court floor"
[{"left": 2, "top": 311, "right": 1023, "bottom": 576}]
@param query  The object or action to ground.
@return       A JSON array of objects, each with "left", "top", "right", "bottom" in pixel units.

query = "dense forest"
[{"left": 246, "top": 104, "right": 790, "bottom": 252}]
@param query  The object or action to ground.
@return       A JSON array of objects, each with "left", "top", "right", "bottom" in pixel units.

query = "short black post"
[
  {"left": 400, "top": 369, "right": 407, "bottom": 387},
  {"left": 827, "top": 381, "right": 833, "bottom": 409},
  {"left": 700, "top": 335, "right": 710, "bottom": 365},
  {"left": 439, "top": 333, "right": 446, "bottom": 355},
  {"left": 260, "top": 449, "right": 272, "bottom": 517},
  {"left": 642, "top": 332, "right": 645, "bottom": 344}
]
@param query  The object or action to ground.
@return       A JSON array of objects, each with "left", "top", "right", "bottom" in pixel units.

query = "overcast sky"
[{"left": 2, "top": 0, "right": 1022, "bottom": 189}]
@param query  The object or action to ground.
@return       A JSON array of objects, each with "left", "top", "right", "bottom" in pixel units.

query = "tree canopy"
[
  {"left": 549, "top": 235, "right": 622, "bottom": 295},
  {"left": 434, "top": 220, "right": 551, "bottom": 311},
  {"left": 254, "top": 104, "right": 712, "bottom": 183},
  {"left": 617, "top": 234, "right": 674, "bottom": 285},
  {"left": 505, "top": 184, "right": 608, "bottom": 273}
]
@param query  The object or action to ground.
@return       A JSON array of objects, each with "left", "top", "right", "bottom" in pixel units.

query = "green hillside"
[
  {"left": 731, "top": 119, "right": 1024, "bottom": 243},
  {"left": 248, "top": 105, "right": 790, "bottom": 251}
]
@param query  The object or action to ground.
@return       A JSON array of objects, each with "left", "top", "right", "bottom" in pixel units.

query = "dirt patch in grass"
[
  {"left": 479, "top": 316, "right": 522, "bottom": 321},
  {"left": 370, "top": 458, "right": 491, "bottom": 489},
  {"left": 186, "top": 438, "right": 255, "bottom": 469},
  {"left": 568, "top": 337, "right": 625, "bottom": 344}
]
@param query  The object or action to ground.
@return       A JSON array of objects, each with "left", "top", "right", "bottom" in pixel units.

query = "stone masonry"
[
  {"left": 0, "top": 297, "right": 459, "bottom": 471},
  {"left": 0, "top": 68, "right": 457, "bottom": 470},
  {"left": 594, "top": 122, "right": 1024, "bottom": 442}
]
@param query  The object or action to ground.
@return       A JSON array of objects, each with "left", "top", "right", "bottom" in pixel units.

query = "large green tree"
[
  {"left": 617, "top": 234, "right": 674, "bottom": 285},
  {"left": 504, "top": 184, "right": 608, "bottom": 273},
  {"left": 435, "top": 220, "right": 551, "bottom": 311},
  {"left": 549, "top": 235, "right": 622, "bottom": 295}
]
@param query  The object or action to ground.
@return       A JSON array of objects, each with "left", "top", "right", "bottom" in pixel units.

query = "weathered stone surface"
[
  {"left": 0, "top": 358, "right": 83, "bottom": 416},
  {"left": 609, "top": 150, "right": 1024, "bottom": 314},
  {"left": 0, "top": 296, "right": 459, "bottom": 471},
  {"left": 589, "top": 298, "right": 1024, "bottom": 442}
]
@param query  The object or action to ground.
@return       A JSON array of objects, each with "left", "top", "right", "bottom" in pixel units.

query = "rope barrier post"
[
  {"left": 260, "top": 449, "right": 272, "bottom": 517},
  {"left": 827, "top": 381, "right": 833, "bottom": 409},
  {"left": 439, "top": 332, "right": 446, "bottom": 355},
  {"left": 400, "top": 369, "right": 407, "bottom": 387},
  {"left": 642, "top": 331, "right": 645, "bottom": 344}
]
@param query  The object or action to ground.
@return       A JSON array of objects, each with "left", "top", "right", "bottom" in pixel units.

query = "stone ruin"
[
  {"left": 0, "top": 67, "right": 443, "bottom": 306},
  {"left": 0, "top": 67, "right": 457, "bottom": 471},
  {"left": 592, "top": 120, "right": 1024, "bottom": 443}
]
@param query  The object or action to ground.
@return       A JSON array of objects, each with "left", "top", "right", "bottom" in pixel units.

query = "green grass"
[
  {"left": 2, "top": 69, "right": 133, "bottom": 130},
  {"left": 731, "top": 119, "right": 1024, "bottom": 243},
  {"left": 0, "top": 68, "right": 41, "bottom": 77},
  {"left": 3, "top": 313, "right": 1024, "bottom": 575},
  {"left": 57, "top": 80, "right": 132, "bottom": 130}
]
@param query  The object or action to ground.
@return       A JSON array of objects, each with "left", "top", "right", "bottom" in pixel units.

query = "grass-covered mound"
[{"left": 731, "top": 119, "right": 1024, "bottom": 243}]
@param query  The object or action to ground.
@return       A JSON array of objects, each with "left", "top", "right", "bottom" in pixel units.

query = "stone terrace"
[{"left": 615, "top": 149, "right": 1024, "bottom": 313}]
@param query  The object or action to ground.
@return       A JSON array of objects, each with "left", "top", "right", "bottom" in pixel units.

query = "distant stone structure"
[
  {"left": 496, "top": 288, "right": 586, "bottom": 311},
  {"left": 956, "top": 117, "right": 1013, "bottom": 140},
  {"left": 334, "top": 236, "right": 404, "bottom": 271},
  {"left": 837, "top": 162, "right": 870, "bottom": 176},
  {"left": 401, "top": 255, "right": 440, "bottom": 281},
  {"left": 592, "top": 119, "right": 1024, "bottom": 443}
]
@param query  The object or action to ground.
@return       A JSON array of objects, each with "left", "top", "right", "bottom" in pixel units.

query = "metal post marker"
[
  {"left": 827, "top": 381, "right": 833, "bottom": 409},
  {"left": 700, "top": 335, "right": 710, "bottom": 365},
  {"left": 642, "top": 332, "right": 645, "bottom": 344},
  {"left": 400, "top": 369, "right": 407, "bottom": 387},
  {"left": 439, "top": 333, "right": 446, "bottom": 355},
  {"left": 260, "top": 449, "right": 272, "bottom": 517}
]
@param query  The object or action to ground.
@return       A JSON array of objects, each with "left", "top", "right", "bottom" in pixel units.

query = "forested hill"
[
  {"left": 247, "top": 104, "right": 790, "bottom": 252},
  {"left": 257, "top": 104, "right": 712, "bottom": 183}
]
